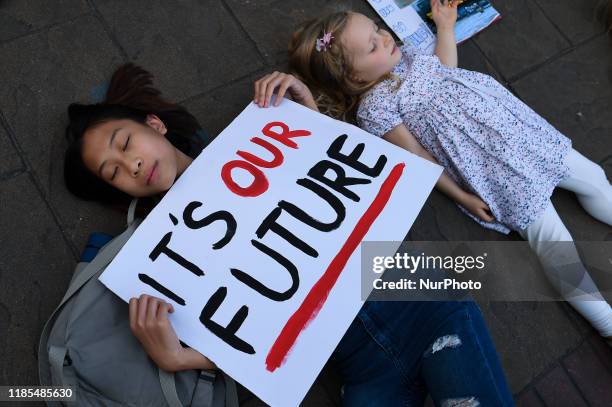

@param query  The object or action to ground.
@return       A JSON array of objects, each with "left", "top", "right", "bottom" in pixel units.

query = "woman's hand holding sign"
[
  {"left": 254, "top": 71, "right": 319, "bottom": 112},
  {"left": 129, "top": 294, "right": 216, "bottom": 372}
]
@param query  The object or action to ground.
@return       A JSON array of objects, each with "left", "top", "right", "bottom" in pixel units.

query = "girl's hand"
[
  {"left": 129, "top": 294, "right": 215, "bottom": 372},
  {"left": 431, "top": 0, "right": 458, "bottom": 32},
  {"left": 253, "top": 71, "right": 318, "bottom": 111},
  {"left": 460, "top": 193, "right": 495, "bottom": 223}
]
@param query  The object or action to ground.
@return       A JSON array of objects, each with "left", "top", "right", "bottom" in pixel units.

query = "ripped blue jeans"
[{"left": 331, "top": 301, "right": 514, "bottom": 406}]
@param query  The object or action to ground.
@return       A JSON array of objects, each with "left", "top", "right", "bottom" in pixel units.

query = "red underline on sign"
[{"left": 265, "top": 162, "right": 406, "bottom": 372}]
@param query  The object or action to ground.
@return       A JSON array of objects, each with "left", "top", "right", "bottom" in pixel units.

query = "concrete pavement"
[{"left": 1, "top": 0, "right": 611, "bottom": 405}]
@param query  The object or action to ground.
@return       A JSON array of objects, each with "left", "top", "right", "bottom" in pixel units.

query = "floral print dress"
[{"left": 357, "top": 44, "right": 572, "bottom": 233}]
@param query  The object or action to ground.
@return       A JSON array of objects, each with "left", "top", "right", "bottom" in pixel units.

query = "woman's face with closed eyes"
[{"left": 80, "top": 115, "right": 191, "bottom": 197}]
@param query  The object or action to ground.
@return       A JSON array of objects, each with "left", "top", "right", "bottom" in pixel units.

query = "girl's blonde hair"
[{"left": 289, "top": 11, "right": 392, "bottom": 121}]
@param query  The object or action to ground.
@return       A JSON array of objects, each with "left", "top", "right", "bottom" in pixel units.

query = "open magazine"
[{"left": 367, "top": 0, "right": 500, "bottom": 53}]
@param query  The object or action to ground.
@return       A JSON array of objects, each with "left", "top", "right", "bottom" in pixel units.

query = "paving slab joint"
[{"left": 86, "top": 0, "right": 129, "bottom": 61}]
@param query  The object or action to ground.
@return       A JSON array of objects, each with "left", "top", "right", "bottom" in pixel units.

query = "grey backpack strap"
[
  {"left": 191, "top": 371, "right": 216, "bottom": 406},
  {"left": 158, "top": 369, "right": 218, "bottom": 407},
  {"left": 61, "top": 219, "right": 140, "bottom": 306},
  {"left": 48, "top": 345, "right": 76, "bottom": 388},
  {"left": 38, "top": 218, "right": 141, "bottom": 387},
  {"left": 223, "top": 372, "right": 239, "bottom": 407},
  {"left": 159, "top": 369, "right": 184, "bottom": 407},
  {"left": 127, "top": 198, "right": 138, "bottom": 226},
  {"left": 160, "top": 368, "right": 239, "bottom": 407}
]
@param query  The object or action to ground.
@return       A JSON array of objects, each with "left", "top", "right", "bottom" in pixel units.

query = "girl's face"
[
  {"left": 341, "top": 13, "right": 402, "bottom": 83},
  {"left": 81, "top": 116, "right": 191, "bottom": 197}
]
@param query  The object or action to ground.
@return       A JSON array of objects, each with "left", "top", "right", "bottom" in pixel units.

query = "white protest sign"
[{"left": 100, "top": 99, "right": 442, "bottom": 406}]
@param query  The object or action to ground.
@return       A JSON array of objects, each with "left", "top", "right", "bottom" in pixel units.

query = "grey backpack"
[{"left": 38, "top": 200, "right": 240, "bottom": 406}]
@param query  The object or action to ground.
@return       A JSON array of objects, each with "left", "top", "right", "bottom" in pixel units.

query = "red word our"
[{"left": 221, "top": 121, "right": 311, "bottom": 197}]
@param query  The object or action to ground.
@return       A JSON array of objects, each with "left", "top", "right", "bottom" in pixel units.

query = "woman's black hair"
[{"left": 64, "top": 64, "right": 205, "bottom": 205}]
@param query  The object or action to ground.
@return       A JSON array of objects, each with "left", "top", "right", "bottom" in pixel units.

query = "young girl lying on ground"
[
  {"left": 63, "top": 63, "right": 514, "bottom": 406},
  {"left": 253, "top": 0, "right": 612, "bottom": 343}
]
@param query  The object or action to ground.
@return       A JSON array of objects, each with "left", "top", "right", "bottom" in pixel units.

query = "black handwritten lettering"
[
  {"left": 200, "top": 287, "right": 255, "bottom": 354},
  {"left": 138, "top": 273, "right": 186, "bottom": 306},
  {"left": 182, "top": 201, "right": 237, "bottom": 250},
  {"left": 327, "top": 134, "right": 387, "bottom": 177},
  {"left": 149, "top": 232, "right": 204, "bottom": 277},
  {"left": 278, "top": 178, "right": 346, "bottom": 232},
  {"left": 256, "top": 207, "right": 318, "bottom": 258},
  {"left": 230, "top": 239, "right": 299, "bottom": 301},
  {"left": 307, "top": 160, "right": 371, "bottom": 202}
]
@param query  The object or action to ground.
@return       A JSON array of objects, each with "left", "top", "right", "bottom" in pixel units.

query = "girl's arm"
[
  {"left": 129, "top": 295, "right": 216, "bottom": 372},
  {"left": 431, "top": 0, "right": 459, "bottom": 68},
  {"left": 383, "top": 124, "right": 495, "bottom": 222}
]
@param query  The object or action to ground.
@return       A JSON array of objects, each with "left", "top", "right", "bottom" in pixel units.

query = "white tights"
[{"left": 518, "top": 149, "right": 612, "bottom": 337}]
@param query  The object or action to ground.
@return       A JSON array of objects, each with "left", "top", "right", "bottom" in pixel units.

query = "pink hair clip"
[{"left": 316, "top": 31, "right": 334, "bottom": 52}]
